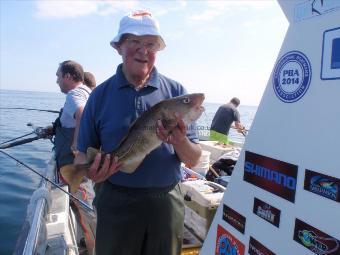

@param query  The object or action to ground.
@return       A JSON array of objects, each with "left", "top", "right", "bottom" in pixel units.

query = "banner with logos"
[{"left": 201, "top": 0, "right": 340, "bottom": 254}]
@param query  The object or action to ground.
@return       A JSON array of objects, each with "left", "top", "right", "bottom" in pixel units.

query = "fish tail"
[{"left": 60, "top": 164, "right": 89, "bottom": 194}]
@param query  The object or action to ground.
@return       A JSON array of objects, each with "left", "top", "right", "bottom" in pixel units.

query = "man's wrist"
[{"left": 173, "top": 136, "right": 189, "bottom": 147}]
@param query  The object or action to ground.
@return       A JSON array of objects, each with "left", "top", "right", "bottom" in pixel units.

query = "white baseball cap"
[{"left": 110, "top": 10, "right": 166, "bottom": 50}]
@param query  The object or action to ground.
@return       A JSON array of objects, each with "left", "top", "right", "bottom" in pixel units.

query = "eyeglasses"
[{"left": 124, "top": 37, "right": 161, "bottom": 53}]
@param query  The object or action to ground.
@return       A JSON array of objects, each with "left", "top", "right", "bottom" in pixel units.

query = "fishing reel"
[{"left": 27, "top": 123, "right": 54, "bottom": 139}]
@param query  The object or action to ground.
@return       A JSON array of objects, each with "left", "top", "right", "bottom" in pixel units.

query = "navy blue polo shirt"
[
  {"left": 210, "top": 103, "right": 240, "bottom": 135},
  {"left": 78, "top": 64, "right": 199, "bottom": 188}
]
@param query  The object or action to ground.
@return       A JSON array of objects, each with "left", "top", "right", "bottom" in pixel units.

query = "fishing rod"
[
  {"left": 0, "top": 125, "right": 54, "bottom": 149},
  {"left": 0, "top": 132, "right": 35, "bottom": 146},
  {"left": 0, "top": 149, "right": 94, "bottom": 213},
  {"left": 0, "top": 136, "right": 45, "bottom": 149},
  {"left": 0, "top": 107, "right": 59, "bottom": 114},
  {"left": 231, "top": 126, "right": 249, "bottom": 132},
  {"left": 239, "top": 129, "right": 247, "bottom": 137}
]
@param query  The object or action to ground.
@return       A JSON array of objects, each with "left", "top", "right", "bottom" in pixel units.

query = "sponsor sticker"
[
  {"left": 253, "top": 198, "right": 281, "bottom": 227},
  {"left": 293, "top": 218, "right": 340, "bottom": 255},
  {"left": 273, "top": 51, "right": 311, "bottom": 103},
  {"left": 321, "top": 27, "right": 340, "bottom": 80},
  {"left": 244, "top": 151, "right": 298, "bottom": 203},
  {"left": 223, "top": 205, "right": 246, "bottom": 234},
  {"left": 295, "top": 0, "right": 340, "bottom": 22},
  {"left": 249, "top": 236, "right": 276, "bottom": 255},
  {"left": 304, "top": 169, "right": 340, "bottom": 203},
  {"left": 215, "top": 224, "right": 245, "bottom": 255}
]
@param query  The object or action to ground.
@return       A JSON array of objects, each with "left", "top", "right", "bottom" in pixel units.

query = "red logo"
[{"left": 215, "top": 224, "right": 245, "bottom": 255}]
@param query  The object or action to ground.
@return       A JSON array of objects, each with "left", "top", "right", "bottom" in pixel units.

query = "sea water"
[{"left": 0, "top": 89, "right": 257, "bottom": 254}]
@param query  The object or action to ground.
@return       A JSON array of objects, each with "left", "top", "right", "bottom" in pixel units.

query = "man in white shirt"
[
  {"left": 54, "top": 60, "right": 95, "bottom": 252},
  {"left": 54, "top": 60, "right": 92, "bottom": 170}
]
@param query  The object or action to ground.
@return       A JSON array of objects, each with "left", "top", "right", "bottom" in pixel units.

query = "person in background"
[
  {"left": 54, "top": 60, "right": 92, "bottom": 170},
  {"left": 54, "top": 60, "right": 95, "bottom": 253},
  {"left": 210, "top": 97, "right": 245, "bottom": 144},
  {"left": 74, "top": 10, "right": 202, "bottom": 255},
  {"left": 84, "top": 71, "right": 96, "bottom": 90}
]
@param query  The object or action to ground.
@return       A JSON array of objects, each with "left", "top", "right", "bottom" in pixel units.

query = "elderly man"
[{"left": 74, "top": 10, "right": 202, "bottom": 255}]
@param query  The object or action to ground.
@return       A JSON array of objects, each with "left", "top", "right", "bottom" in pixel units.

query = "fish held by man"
[{"left": 61, "top": 93, "right": 205, "bottom": 193}]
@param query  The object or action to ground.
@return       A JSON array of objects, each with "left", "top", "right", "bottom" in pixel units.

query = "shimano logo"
[{"left": 245, "top": 161, "right": 296, "bottom": 190}]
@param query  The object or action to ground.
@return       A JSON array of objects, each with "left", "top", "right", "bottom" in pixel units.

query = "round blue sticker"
[{"left": 273, "top": 51, "right": 312, "bottom": 103}]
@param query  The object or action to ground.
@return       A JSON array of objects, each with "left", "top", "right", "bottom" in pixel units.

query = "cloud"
[
  {"left": 94, "top": 1, "right": 140, "bottom": 16},
  {"left": 35, "top": 0, "right": 188, "bottom": 19},
  {"left": 36, "top": 1, "right": 98, "bottom": 18},
  {"left": 207, "top": 0, "right": 276, "bottom": 10},
  {"left": 188, "top": 9, "right": 222, "bottom": 22},
  {"left": 187, "top": 0, "right": 276, "bottom": 23},
  {"left": 35, "top": 0, "right": 145, "bottom": 18},
  {"left": 35, "top": 0, "right": 274, "bottom": 22}
]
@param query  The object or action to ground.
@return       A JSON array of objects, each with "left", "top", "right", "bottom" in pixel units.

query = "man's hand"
[
  {"left": 156, "top": 113, "right": 187, "bottom": 145},
  {"left": 236, "top": 127, "right": 244, "bottom": 134},
  {"left": 233, "top": 122, "right": 246, "bottom": 136},
  {"left": 87, "top": 153, "right": 121, "bottom": 183},
  {"left": 236, "top": 125, "right": 247, "bottom": 136},
  {"left": 156, "top": 113, "right": 201, "bottom": 167}
]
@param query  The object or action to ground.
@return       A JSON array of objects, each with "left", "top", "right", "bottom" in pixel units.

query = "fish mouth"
[
  {"left": 198, "top": 105, "right": 205, "bottom": 117},
  {"left": 190, "top": 93, "right": 205, "bottom": 108},
  {"left": 196, "top": 93, "right": 205, "bottom": 105},
  {"left": 192, "top": 94, "right": 205, "bottom": 119},
  {"left": 187, "top": 105, "right": 205, "bottom": 123},
  {"left": 195, "top": 105, "right": 205, "bottom": 117}
]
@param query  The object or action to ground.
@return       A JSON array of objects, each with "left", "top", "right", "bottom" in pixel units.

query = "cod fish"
[{"left": 62, "top": 93, "right": 205, "bottom": 193}]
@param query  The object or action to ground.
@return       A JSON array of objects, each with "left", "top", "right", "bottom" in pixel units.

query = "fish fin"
[
  {"left": 86, "top": 147, "right": 100, "bottom": 162},
  {"left": 60, "top": 164, "right": 89, "bottom": 194},
  {"left": 117, "top": 132, "right": 144, "bottom": 161}
]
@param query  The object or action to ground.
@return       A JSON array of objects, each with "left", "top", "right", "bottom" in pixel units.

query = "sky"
[{"left": 0, "top": 0, "right": 289, "bottom": 106}]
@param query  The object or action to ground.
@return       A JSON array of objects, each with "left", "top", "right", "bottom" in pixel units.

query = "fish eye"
[{"left": 183, "top": 97, "right": 190, "bottom": 104}]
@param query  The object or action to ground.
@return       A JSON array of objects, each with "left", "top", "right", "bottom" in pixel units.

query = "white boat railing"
[{"left": 13, "top": 158, "right": 56, "bottom": 255}]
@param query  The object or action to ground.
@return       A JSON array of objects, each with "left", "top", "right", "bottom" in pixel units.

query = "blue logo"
[
  {"left": 310, "top": 175, "right": 338, "bottom": 201},
  {"left": 245, "top": 161, "right": 297, "bottom": 190},
  {"left": 298, "top": 230, "right": 328, "bottom": 253},
  {"left": 273, "top": 51, "right": 312, "bottom": 103},
  {"left": 217, "top": 235, "right": 239, "bottom": 255}
]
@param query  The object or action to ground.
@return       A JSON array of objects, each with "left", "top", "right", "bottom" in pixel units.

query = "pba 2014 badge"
[{"left": 273, "top": 51, "right": 312, "bottom": 103}]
